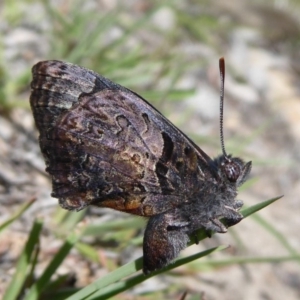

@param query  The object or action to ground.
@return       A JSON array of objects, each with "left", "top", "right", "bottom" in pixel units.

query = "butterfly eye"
[{"left": 221, "top": 158, "right": 241, "bottom": 182}]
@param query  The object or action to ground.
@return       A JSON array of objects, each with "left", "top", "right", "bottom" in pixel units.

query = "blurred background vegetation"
[{"left": 1, "top": 0, "right": 300, "bottom": 299}]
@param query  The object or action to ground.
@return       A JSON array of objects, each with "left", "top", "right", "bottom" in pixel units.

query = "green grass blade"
[
  {"left": 86, "top": 246, "right": 228, "bottom": 300},
  {"left": 66, "top": 10, "right": 121, "bottom": 63},
  {"left": 75, "top": 242, "right": 100, "bottom": 263},
  {"left": 83, "top": 217, "right": 145, "bottom": 236},
  {"left": 66, "top": 245, "right": 227, "bottom": 300},
  {"left": 24, "top": 231, "right": 82, "bottom": 300},
  {"left": 56, "top": 210, "right": 86, "bottom": 232},
  {"left": 65, "top": 256, "right": 142, "bottom": 300},
  {"left": 99, "top": 3, "right": 165, "bottom": 56},
  {"left": 240, "top": 195, "right": 283, "bottom": 218},
  {"left": 66, "top": 196, "right": 281, "bottom": 299},
  {"left": 195, "top": 255, "right": 300, "bottom": 269},
  {"left": 3, "top": 219, "right": 43, "bottom": 300},
  {"left": 0, "top": 198, "right": 35, "bottom": 233}
]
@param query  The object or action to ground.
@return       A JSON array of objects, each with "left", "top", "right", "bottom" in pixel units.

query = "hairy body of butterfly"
[{"left": 30, "top": 60, "right": 251, "bottom": 274}]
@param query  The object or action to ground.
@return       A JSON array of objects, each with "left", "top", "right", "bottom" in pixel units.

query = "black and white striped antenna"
[{"left": 219, "top": 57, "right": 228, "bottom": 158}]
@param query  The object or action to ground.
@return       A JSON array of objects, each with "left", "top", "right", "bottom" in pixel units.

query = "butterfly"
[{"left": 30, "top": 58, "right": 251, "bottom": 274}]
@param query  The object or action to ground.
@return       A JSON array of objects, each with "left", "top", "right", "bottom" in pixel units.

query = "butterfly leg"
[
  {"left": 143, "top": 212, "right": 189, "bottom": 274},
  {"left": 233, "top": 200, "right": 243, "bottom": 210},
  {"left": 222, "top": 205, "right": 243, "bottom": 227},
  {"left": 205, "top": 218, "right": 227, "bottom": 233}
]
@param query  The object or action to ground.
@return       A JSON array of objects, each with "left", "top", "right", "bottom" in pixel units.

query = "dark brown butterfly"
[{"left": 30, "top": 58, "right": 251, "bottom": 274}]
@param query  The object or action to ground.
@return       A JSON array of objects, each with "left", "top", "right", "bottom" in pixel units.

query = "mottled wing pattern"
[{"left": 30, "top": 60, "right": 216, "bottom": 215}]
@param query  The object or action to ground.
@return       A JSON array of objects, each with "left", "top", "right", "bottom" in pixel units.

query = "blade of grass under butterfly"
[
  {"left": 86, "top": 246, "right": 229, "bottom": 300},
  {"left": 66, "top": 245, "right": 227, "bottom": 300},
  {"left": 66, "top": 197, "right": 280, "bottom": 299}
]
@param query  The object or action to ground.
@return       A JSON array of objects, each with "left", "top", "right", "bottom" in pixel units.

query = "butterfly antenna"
[{"left": 219, "top": 57, "right": 228, "bottom": 158}]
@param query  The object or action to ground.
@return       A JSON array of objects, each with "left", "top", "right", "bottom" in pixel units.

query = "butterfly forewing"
[{"left": 30, "top": 60, "right": 215, "bottom": 214}]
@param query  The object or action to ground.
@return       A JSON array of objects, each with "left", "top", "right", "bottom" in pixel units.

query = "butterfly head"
[{"left": 218, "top": 155, "right": 252, "bottom": 187}]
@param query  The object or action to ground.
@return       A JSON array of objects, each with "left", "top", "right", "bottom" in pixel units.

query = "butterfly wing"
[{"left": 30, "top": 60, "right": 216, "bottom": 215}]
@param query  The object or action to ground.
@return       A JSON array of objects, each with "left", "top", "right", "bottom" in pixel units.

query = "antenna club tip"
[{"left": 219, "top": 57, "right": 225, "bottom": 73}]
